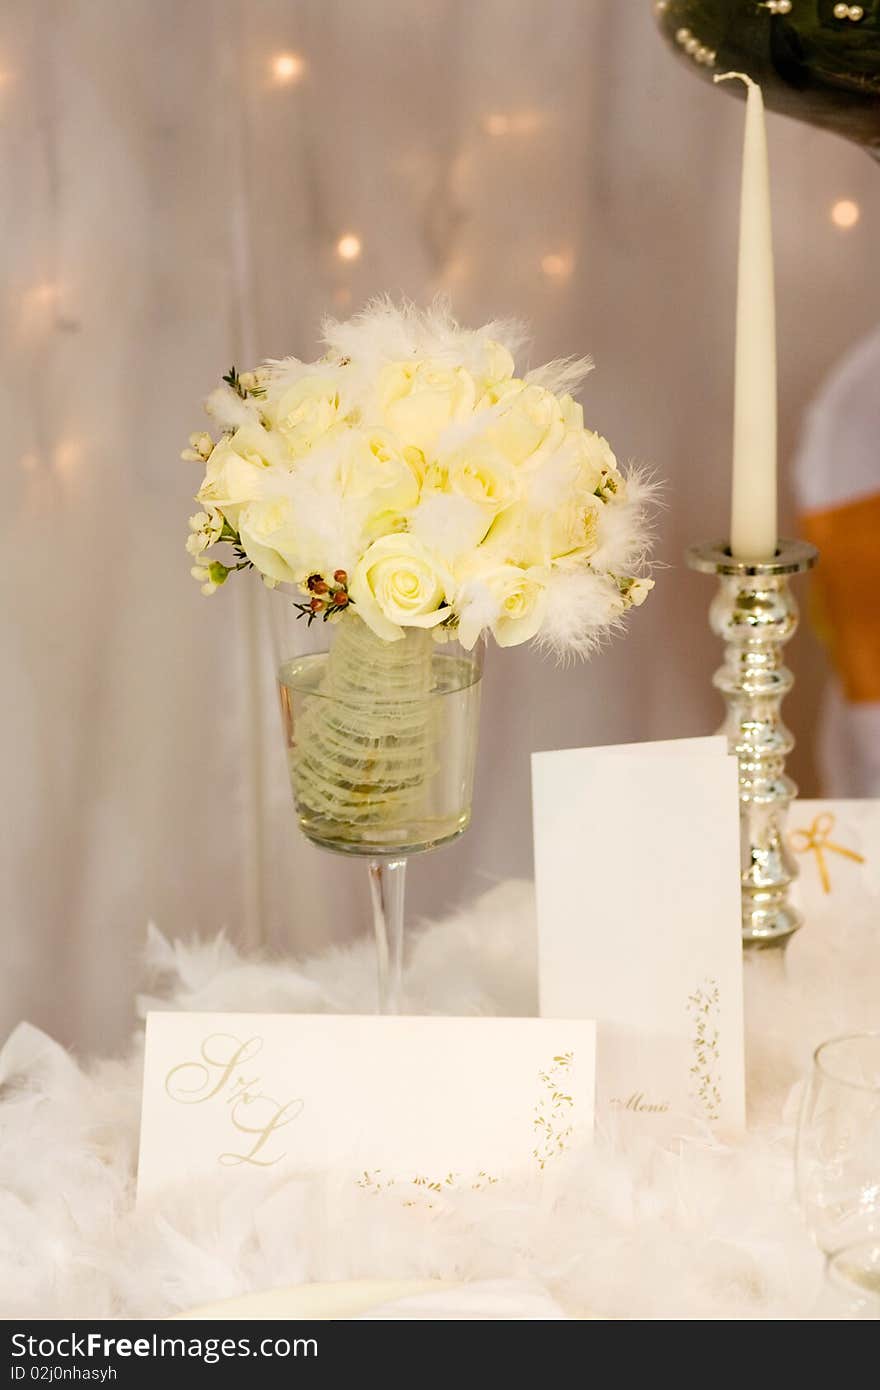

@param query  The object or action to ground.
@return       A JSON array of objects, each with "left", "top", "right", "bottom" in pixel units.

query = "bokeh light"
[
  {"left": 830, "top": 199, "right": 860, "bottom": 230},
  {"left": 335, "top": 234, "right": 362, "bottom": 262},
  {"left": 540, "top": 250, "right": 574, "bottom": 280},
  {"left": 483, "top": 110, "right": 545, "bottom": 137},
  {"left": 271, "top": 52, "right": 305, "bottom": 84}
]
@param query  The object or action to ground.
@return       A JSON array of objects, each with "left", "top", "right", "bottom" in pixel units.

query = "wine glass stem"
[{"left": 368, "top": 858, "right": 407, "bottom": 1014}]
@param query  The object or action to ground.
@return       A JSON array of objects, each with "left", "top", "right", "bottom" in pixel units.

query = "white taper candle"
[{"left": 716, "top": 72, "right": 778, "bottom": 561}]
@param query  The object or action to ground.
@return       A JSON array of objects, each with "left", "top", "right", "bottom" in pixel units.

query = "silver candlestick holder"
[{"left": 686, "top": 539, "right": 818, "bottom": 950}]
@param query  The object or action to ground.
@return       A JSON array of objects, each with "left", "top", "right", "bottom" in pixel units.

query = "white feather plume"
[
  {"left": 408, "top": 492, "right": 492, "bottom": 563},
  {"left": 203, "top": 384, "right": 261, "bottom": 433},
  {"left": 590, "top": 467, "right": 659, "bottom": 573},
  {"left": 321, "top": 295, "right": 527, "bottom": 379},
  {"left": 525, "top": 355, "right": 594, "bottom": 398},
  {"left": 535, "top": 569, "right": 626, "bottom": 662}
]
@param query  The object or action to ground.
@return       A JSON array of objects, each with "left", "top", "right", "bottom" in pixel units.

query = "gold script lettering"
[
  {"left": 165, "top": 1033, "right": 264, "bottom": 1104},
  {"left": 609, "top": 1091, "right": 670, "bottom": 1115},
  {"left": 220, "top": 1097, "right": 305, "bottom": 1167},
  {"left": 163, "top": 1032, "right": 304, "bottom": 1168}
]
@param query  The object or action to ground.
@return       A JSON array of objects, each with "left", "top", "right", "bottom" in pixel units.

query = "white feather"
[
  {"left": 203, "top": 384, "right": 262, "bottom": 433},
  {"left": 321, "top": 295, "right": 527, "bottom": 380},
  {"left": 259, "top": 355, "right": 308, "bottom": 392},
  {"left": 408, "top": 492, "right": 491, "bottom": 563},
  {"left": 590, "top": 467, "right": 659, "bottom": 573},
  {"left": 524, "top": 355, "right": 594, "bottom": 397},
  {"left": 453, "top": 576, "right": 505, "bottom": 650},
  {"left": 535, "top": 569, "right": 626, "bottom": 662},
  {"left": 526, "top": 437, "right": 583, "bottom": 514},
  {"left": 0, "top": 880, "right": 870, "bottom": 1317}
]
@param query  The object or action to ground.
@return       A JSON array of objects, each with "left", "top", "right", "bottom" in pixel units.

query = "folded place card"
[
  {"left": 137, "top": 1013, "right": 596, "bottom": 1205},
  {"left": 788, "top": 799, "right": 880, "bottom": 919},
  {"left": 532, "top": 737, "right": 745, "bottom": 1139}
]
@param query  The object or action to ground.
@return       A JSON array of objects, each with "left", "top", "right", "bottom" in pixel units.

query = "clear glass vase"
[{"left": 266, "top": 593, "right": 484, "bottom": 1012}]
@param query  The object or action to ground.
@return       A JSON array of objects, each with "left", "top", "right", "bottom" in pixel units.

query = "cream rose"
[
  {"left": 493, "top": 565, "right": 549, "bottom": 647},
  {"left": 478, "top": 375, "right": 521, "bottom": 411},
  {"left": 339, "top": 431, "right": 421, "bottom": 546},
  {"left": 549, "top": 493, "right": 604, "bottom": 563},
  {"left": 560, "top": 393, "right": 584, "bottom": 433},
  {"left": 237, "top": 497, "right": 302, "bottom": 585},
  {"left": 262, "top": 432, "right": 419, "bottom": 582},
  {"left": 269, "top": 375, "right": 345, "bottom": 458},
  {"left": 196, "top": 425, "right": 281, "bottom": 528},
  {"left": 379, "top": 361, "right": 476, "bottom": 456},
  {"left": 455, "top": 560, "right": 549, "bottom": 649},
  {"left": 427, "top": 437, "right": 520, "bottom": 516},
  {"left": 343, "top": 431, "right": 420, "bottom": 507},
  {"left": 482, "top": 423, "right": 615, "bottom": 565},
  {"left": 481, "top": 488, "right": 598, "bottom": 568},
  {"left": 481, "top": 338, "right": 516, "bottom": 387},
  {"left": 481, "top": 381, "right": 567, "bottom": 469},
  {"left": 577, "top": 428, "right": 620, "bottom": 497},
  {"left": 350, "top": 534, "right": 451, "bottom": 641}
]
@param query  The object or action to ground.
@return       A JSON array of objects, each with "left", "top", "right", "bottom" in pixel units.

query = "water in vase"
[{"left": 277, "top": 617, "right": 482, "bottom": 856}]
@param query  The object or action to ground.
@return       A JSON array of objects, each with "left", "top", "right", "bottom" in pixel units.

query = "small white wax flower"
[
  {"left": 627, "top": 577, "right": 655, "bottom": 607},
  {"left": 181, "top": 433, "right": 214, "bottom": 462},
  {"left": 191, "top": 561, "right": 221, "bottom": 596},
  {"left": 185, "top": 510, "right": 223, "bottom": 556}
]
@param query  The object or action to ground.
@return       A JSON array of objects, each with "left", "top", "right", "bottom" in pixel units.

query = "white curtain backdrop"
[{"left": 3, "top": 0, "right": 879, "bottom": 1054}]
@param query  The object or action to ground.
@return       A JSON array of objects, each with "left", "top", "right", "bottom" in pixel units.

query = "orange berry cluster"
[{"left": 298, "top": 570, "right": 351, "bottom": 623}]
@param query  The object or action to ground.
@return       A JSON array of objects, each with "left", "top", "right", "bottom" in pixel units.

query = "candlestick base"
[{"left": 686, "top": 539, "right": 818, "bottom": 951}]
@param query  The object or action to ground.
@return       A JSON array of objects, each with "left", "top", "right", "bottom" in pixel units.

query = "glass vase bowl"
[{"left": 266, "top": 590, "right": 484, "bottom": 1009}]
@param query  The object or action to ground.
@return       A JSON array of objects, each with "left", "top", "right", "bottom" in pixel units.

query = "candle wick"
[{"left": 714, "top": 71, "right": 756, "bottom": 91}]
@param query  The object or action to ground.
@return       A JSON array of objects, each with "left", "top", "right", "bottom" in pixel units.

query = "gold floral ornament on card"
[
  {"left": 357, "top": 1168, "right": 499, "bottom": 1208},
  {"left": 532, "top": 1052, "right": 576, "bottom": 1169},
  {"left": 687, "top": 980, "right": 722, "bottom": 1123},
  {"left": 789, "top": 812, "right": 865, "bottom": 894},
  {"left": 356, "top": 1050, "right": 578, "bottom": 1203}
]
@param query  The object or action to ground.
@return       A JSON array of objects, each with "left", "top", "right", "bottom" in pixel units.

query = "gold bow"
[{"left": 790, "top": 812, "right": 865, "bottom": 894}]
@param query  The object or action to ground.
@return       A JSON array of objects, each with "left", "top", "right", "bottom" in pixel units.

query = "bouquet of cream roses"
[{"left": 183, "top": 299, "right": 653, "bottom": 657}]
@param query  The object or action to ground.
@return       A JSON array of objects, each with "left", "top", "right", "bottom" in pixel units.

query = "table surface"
[{"left": 0, "top": 879, "right": 876, "bottom": 1320}]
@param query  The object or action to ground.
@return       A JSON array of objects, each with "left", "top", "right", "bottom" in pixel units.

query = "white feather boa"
[{"left": 2, "top": 882, "right": 873, "bottom": 1319}]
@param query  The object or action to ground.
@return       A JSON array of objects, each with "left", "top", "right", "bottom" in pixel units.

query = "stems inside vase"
[{"left": 368, "top": 858, "right": 407, "bottom": 1014}]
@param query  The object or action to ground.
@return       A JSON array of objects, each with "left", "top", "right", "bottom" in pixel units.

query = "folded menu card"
[
  {"left": 137, "top": 1013, "right": 596, "bottom": 1204},
  {"left": 788, "top": 798, "right": 880, "bottom": 918},
  {"left": 532, "top": 737, "right": 745, "bottom": 1138}
]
